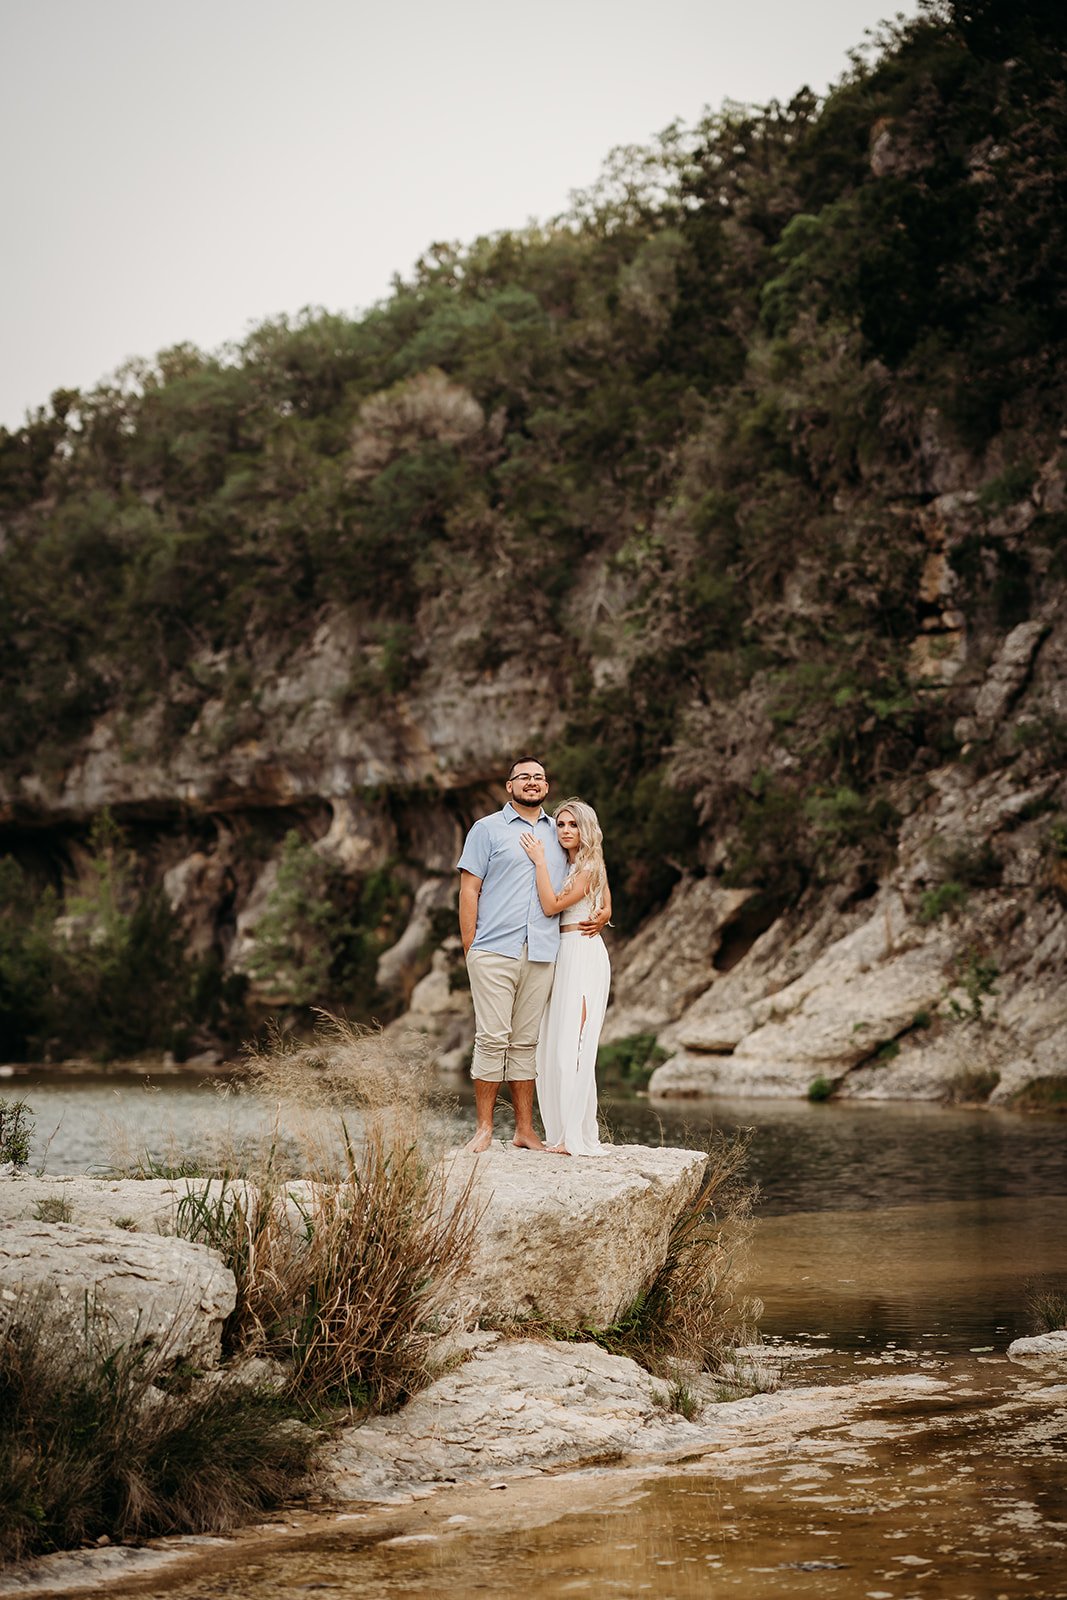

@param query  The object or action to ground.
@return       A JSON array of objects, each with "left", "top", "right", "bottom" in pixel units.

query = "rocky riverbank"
[
  {"left": 3, "top": 1347, "right": 1065, "bottom": 1599},
  {"left": 2, "top": 1143, "right": 1066, "bottom": 1597}
]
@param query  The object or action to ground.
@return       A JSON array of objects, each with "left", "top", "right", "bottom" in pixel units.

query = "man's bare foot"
[
  {"left": 464, "top": 1128, "right": 494, "bottom": 1153},
  {"left": 511, "top": 1131, "right": 547, "bottom": 1151}
]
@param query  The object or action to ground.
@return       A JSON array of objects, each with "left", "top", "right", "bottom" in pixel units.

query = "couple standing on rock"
[{"left": 457, "top": 757, "right": 612, "bottom": 1156}]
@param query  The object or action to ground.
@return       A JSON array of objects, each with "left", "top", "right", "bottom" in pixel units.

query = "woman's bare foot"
[
  {"left": 464, "top": 1127, "right": 495, "bottom": 1153},
  {"left": 511, "top": 1131, "right": 547, "bottom": 1150},
  {"left": 545, "top": 1143, "right": 572, "bottom": 1155}
]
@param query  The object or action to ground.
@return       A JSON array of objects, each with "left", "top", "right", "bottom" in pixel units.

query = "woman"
[{"left": 520, "top": 799, "right": 612, "bottom": 1156}]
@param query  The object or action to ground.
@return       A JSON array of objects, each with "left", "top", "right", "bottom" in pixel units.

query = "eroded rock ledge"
[{"left": 0, "top": 1145, "right": 707, "bottom": 1343}]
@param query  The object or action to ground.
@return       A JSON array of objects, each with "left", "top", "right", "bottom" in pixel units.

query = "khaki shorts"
[{"left": 466, "top": 945, "right": 555, "bottom": 1082}]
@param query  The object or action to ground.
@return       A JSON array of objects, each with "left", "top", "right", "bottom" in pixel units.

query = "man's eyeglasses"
[{"left": 509, "top": 773, "right": 547, "bottom": 784}]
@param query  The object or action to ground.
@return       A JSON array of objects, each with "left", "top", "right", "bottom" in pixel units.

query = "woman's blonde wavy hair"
[{"left": 554, "top": 797, "right": 608, "bottom": 913}]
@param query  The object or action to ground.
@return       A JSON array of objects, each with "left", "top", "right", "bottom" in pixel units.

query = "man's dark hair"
[{"left": 507, "top": 756, "right": 546, "bottom": 779}]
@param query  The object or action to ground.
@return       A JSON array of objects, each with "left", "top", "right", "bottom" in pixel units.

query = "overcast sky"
[{"left": 0, "top": 0, "right": 920, "bottom": 430}]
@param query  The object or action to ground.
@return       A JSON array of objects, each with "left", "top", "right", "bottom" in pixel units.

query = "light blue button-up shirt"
[{"left": 457, "top": 802, "right": 569, "bottom": 961}]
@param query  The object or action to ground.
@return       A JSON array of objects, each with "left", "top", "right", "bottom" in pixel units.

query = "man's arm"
[{"left": 459, "top": 870, "right": 483, "bottom": 954}]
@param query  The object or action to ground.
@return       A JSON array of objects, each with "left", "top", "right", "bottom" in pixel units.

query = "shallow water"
[
  {"left": 91, "top": 1358, "right": 1067, "bottom": 1600},
  {"left": 10, "top": 1071, "right": 1067, "bottom": 1212}
]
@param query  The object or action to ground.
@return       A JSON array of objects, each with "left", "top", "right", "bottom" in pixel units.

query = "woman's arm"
[
  {"left": 519, "top": 834, "right": 590, "bottom": 916},
  {"left": 578, "top": 878, "right": 611, "bottom": 937}
]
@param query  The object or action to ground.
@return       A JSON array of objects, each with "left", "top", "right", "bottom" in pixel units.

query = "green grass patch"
[
  {"left": 918, "top": 881, "right": 968, "bottom": 923},
  {"left": 596, "top": 1032, "right": 668, "bottom": 1089}
]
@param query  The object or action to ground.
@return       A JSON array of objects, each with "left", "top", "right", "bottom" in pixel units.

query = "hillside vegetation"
[{"left": 2, "top": 0, "right": 1066, "bottom": 1058}]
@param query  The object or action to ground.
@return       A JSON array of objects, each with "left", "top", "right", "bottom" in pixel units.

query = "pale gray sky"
[{"left": 0, "top": 0, "right": 919, "bottom": 430}]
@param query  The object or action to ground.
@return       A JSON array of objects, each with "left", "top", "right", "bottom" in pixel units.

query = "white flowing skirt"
[{"left": 536, "top": 932, "right": 611, "bottom": 1156}]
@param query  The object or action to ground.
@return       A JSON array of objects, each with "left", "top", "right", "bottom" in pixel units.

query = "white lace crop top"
[{"left": 560, "top": 894, "right": 591, "bottom": 929}]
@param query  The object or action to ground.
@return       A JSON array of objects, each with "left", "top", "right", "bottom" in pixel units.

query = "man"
[{"left": 457, "top": 757, "right": 609, "bottom": 1152}]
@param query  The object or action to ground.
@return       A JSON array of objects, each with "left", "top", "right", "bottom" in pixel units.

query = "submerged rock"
[{"left": 1007, "top": 1330, "right": 1067, "bottom": 1364}]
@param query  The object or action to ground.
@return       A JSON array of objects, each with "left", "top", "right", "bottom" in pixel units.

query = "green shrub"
[
  {"left": 596, "top": 1032, "right": 668, "bottom": 1088},
  {"left": 918, "top": 881, "right": 969, "bottom": 923},
  {"left": 1011, "top": 1076, "right": 1067, "bottom": 1111},
  {"left": 977, "top": 462, "right": 1037, "bottom": 512},
  {"left": 0, "top": 1293, "right": 318, "bottom": 1563},
  {"left": 944, "top": 1066, "right": 1000, "bottom": 1103},
  {"left": 807, "top": 1076, "right": 834, "bottom": 1102},
  {"left": 248, "top": 833, "right": 409, "bottom": 1014},
  {"left": 948, "top": 949, "right": 999, "bottom": 1021},
  {"left": 0, "top": 817, "right": 234, "bottom": 1062}
]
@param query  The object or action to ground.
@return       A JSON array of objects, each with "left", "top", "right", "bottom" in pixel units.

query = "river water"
[{"left": 4, "top": 1072, "right": 1066, "bottom": 1598}]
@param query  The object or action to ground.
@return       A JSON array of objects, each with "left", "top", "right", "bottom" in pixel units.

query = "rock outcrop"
[
  {"left": 1007, "top": 1330, "right": 1067, "bottom": 1364},
  {"left": 0, "top": 1221, "right": 236, "bottom": 1369},
  {"left": 326, "top": 1333, "right": 712, "bottom": 1500},
  {"left": 447, "top": 1144, "right": 707, "bottom": 1325},
  {"left": 0, "top": 1144, "right": 708, "bottom": 1334},
  {"left": 323, "top": 1333, "right": 953, "bottom": 1503}
]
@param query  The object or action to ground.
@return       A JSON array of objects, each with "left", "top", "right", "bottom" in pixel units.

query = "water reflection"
[
  {"left": 117, "top": 1361, "right": 1067, "bottom": 1600},
  {"left": 4, "top": 1070, "right": 1066, "bottom": 1600},
  {"left": 10, "top": 1071, "right": 1067, "bottom": 1219},
  {"left": 753, "top": 1196, "right": 1067, "bottom": 1351}
]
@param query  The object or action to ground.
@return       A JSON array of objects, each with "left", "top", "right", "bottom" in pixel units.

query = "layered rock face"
[
  {"left": 0, "top": 1221, "right": 236, "bottom": 1369},
  {"left": 625, "top": 602, "right": 1067, "bottom": 1105},
  {"left": 3, "top": 475, "right": 1066, "bottom": 1105}
]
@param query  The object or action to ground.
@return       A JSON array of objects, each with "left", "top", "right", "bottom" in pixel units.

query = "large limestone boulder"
[
  {"left": 0, "top": 1175, "right": 209, "bottom": 1232},
  {"left": 446, "top": 1144, "right": 707, "bottom": 1326},
  {"left": 0, "top": 1222, "right": 236, "bottom": 1369}
]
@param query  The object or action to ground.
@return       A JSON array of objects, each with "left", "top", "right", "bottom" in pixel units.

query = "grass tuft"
[
  {"left": 0, "top": 1098, "right": 33, "bottom": 1167},
  {"left": 1025, "top": 1282, "right": 1067, "bottom": 1334},
  {"left": 591, "top": 1132, "right": 760, "bottom": 1377},
  {"left": 173, "top": 1013, "right": 481, "bottom": 1412},
  {"left": 505, "top": 1133, "right": 760, "bottom": 1384},
  {"left": 944, "top": 1066, "right": 1000, "bottom": 1103},
  {"left": 0, "top": 1291, "right": 317, "bottom": 1565}
]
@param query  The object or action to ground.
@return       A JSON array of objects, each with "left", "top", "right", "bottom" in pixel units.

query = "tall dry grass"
[
  {"left": 174, "top": 1014, "right": 481, "bottom": 1411},
  {"left": 585, "top": 1131, "right": 761, "bottom": 1377}
]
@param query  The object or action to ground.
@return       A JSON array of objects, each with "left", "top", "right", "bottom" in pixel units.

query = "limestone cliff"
[{"left": 2, "top": 4, "right": 1066, "bottom": 1098}]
